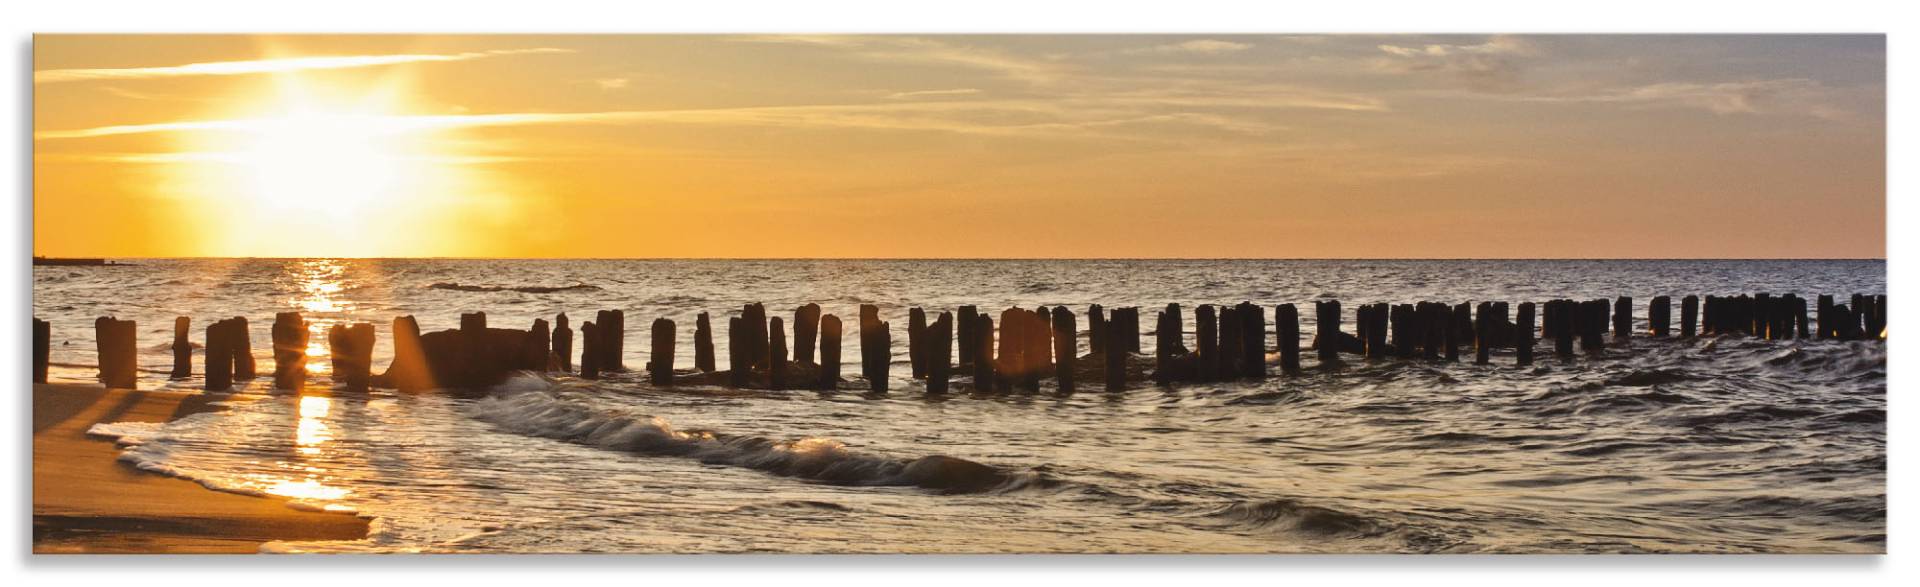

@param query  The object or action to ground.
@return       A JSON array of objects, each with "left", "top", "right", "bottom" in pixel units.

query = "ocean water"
[{"left": 36, "top": 259, "right": 1887, "bottom": 553}]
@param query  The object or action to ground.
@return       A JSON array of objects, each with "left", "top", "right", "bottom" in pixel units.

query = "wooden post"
[
  {"left": 1649, "top": 296, "right": 1670, "bottom": 337},
  {"left": 1240, "top": 302, "right": 1266, "bottom": 378},
  {"left": 795, "top": 303, "right": 821, "bottom": 365},
  {"left": 1473, "top": 302, "right": 1492, "bottom": 365},
  {"left": 1314, "top": 301, "right": 1341, "bottom": 366},
  {"left": 1196, "top": 305, "right": 1219, "bottom": 381},
  {"left": 1115, "top": 307, "right": 1140, "bottom": 355},
  {"left": 33, "top": 317, "right": 51, "bottom": 384},
  {"left": 1516, "top": 302, "right": 1536, "bottom": 366},
  {"left": 726, "top": 316, "right": 745, "bottom": 387},
  {"left": 530, "top": 318, "right": 552, "bottom": 370},
  {"left": 1275, "top": 304, "right": 1301, "bottom": 375},
  {"left": 1219, "top": 305, "right": 1243, "bottom": 378},
  {"left": 606, "top": 309, "right": 627, "bottom": 371},
  {"left": 1680, "top": 295, "right": 1698, "bottom": 338},
  {"left": 744, "top": 304, "right": 768, "bottom": 371},
  {"left": 231, "top": 317, "right": 255, "bottom": 379},
  {"left": 860, "top": 306, "right": 889, "bottom": 393},
  {"left": 1022, "top": 308, "right": 1046, "bottom": 392},
  {"left": 1088, "top": 304, "right": 1107, "bottom": 354},
  {"left": 554, "top": 313, "right": 574, "bottom": 372},
  {"left": 694, "top": 312, "right": 715, "bottom": 372},
  {"left": 957, "top": 305, "right": 978, "bottom": 367},
  {"left": 652, "top": 317, "right": 676, "bottom": 386},
  {"left": 1816, "top": 295, "right": 1833, "bottom": 339},
  {"left": 973, "top": 315, "right": 996, "bottom": 392},
  {"left": 768, "top": 316, "right": 786, "bottom": 390},
  {"left": 1613, "top": 296, "right": 1632, "bottom": 340},
  {"left": 1052, "top": 307, "right": 1076, "bottom": 392},
  {"left": 1104, "top": 314, "right": 1126, "bottom": 393},
  {"left": 928, "top": 312, "right": 953, "bottom": 394},
  {"left": 331, "top": 322, "right": 373, "bottom": 391},
  {"left": 581, "top": 321, "right": 601, "bottom": 380},
  {"left": 171, "top": 317, "right": 191, "bottom": 379},
  {"left": 908, "top": 307, "right": 928, "bottom": 379},
  {"left": 385, "top": 315, "right": 428, "bottom": 391},
  {"left": 819, "top": 314, "right": 842, "bottom": 390},
  {"left": 205, "top": 319, "right": 233, "bottom": 391},
  {"left": 1155, "top": 304, "right": 1181, "bottom": 385},
  {"left": 271, "top": 312, "right": 306, "bottom": 390}
]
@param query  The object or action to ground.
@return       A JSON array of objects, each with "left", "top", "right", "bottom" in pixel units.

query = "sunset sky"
[{"left": 33, "top": 34, "right": 1885, "bottom": 258}]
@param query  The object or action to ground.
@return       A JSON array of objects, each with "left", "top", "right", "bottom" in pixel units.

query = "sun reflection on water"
[{"left": 288, "top": 259, "right": 355, "bottom": 375}]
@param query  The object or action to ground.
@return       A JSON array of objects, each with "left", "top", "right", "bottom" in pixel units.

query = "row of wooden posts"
[{"left": 32, "top": 291, "right": 1887, "bottom": 392}]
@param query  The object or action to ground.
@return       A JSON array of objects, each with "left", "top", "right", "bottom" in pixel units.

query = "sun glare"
[{"left": 168, "top": 69, "right": 501, "bottom": 258}]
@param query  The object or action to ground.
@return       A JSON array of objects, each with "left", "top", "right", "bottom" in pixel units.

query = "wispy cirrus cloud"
[
  {"left": 34, "top": 48, "right": 574, "bottom": 84},
  {"left": 1122, "top": 39, "right": 1253, "bottom": 56},
  {"left": 735, "top": 36, "right": 1060, "bottom": 84}
]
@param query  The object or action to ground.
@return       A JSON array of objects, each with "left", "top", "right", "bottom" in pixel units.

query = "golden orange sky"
[{"left": 33, "top": 34, "right": 1886, "bottom": 258}]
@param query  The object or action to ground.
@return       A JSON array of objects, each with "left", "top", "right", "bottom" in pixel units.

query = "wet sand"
[{"left": 32, "top": 384, "right": 370, "bottom": 554}]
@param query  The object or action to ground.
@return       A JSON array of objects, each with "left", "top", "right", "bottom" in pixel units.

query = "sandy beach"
[{"left": 32, "top": 384, "right": 370, "bottom": 554}]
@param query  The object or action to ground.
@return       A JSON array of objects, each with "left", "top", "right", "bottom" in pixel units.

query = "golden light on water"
[
  {"left": 295, "top": 395, "right": 333, "bottom": 456},
  {"left": 289, "top": 259, "right": 353, "bottom": 375}
]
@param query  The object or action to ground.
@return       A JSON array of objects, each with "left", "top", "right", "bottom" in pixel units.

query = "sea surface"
[{"left": 35, "top": 259, "right": 1887, "bottom": 553}]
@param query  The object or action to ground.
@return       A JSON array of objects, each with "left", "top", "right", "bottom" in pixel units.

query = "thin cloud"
[
  {"left": 1123, "top": 39, "right": 1253, "bottom": 56},
  {"left": 595, "top": 77, "right": 630, "bottom": 90},
  {"left": 35, "top": 48, "right": 574, "bottom": 84},
  {"left": 885, "top": 88, "right": 982, "bottom": 99},
  {"left": 735, "top": 36, "right": 1059, "bottom": 84}
]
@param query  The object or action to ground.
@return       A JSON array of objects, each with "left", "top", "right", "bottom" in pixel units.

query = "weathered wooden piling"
[
  {"left": 1052, "top": 306, "right": 1077, "bottom": 392},
  {"left": 1088, "top": 304, "right": 1107, "bottom": 354},
  {"left": 205, "top": 319, "right": 233, "bottom": 391},
  {"left": 232, "top": 317, "right": 255, "bottom": 379},
  {"left": 1649, "top": 296, "right": 1671, "bottom": 337},
  {"left": 581, "top": 321, "right": 601, "bottom": 380},
  {"left": 1196, "top": 305, "right": 1220, "bottom": 381},
  {"left": 1275, "top": 304, "right": 1301, "bottom": 374},
  {"left": 908, "top": 307, "right": 928, "bottom": 379},
  {"left": 726, "top": 316, "right": 745, "bottom": 386},
  {"left": 270, "top": 312, "right": 306, "bottom": 389},
  {"left": 652, "top": 317, "right": 676, "bottom": 386},
  {"left": 1361, "top": 303, "right": 1389, "bottom": 360},
  {"left": 171, "top": 317, "right": 191, "bottom": 379},
  {"left": 1389, "top": 304, "right": 1416, "bottom": 359},
  {"left": 1516, "top": 302, "right": 1536, "bottom": 366},
  {"left": 860, "top": 305, "right": 889, "bottom": 393},
  {"left": 1155, "top": 304, "right": 1182, "bottom": 385},
  {"left": 1104, "top": 313, "right": 1126, "bottom": 393},
  {"left": 957, "top": 305, "right": 978, "bottom": 367},
  {"left": 795, "top": 303, "right": 821, "bottom": 365},
  {"left": 767, "top": 316, "right": 786, "bottom": 390},
  {"left": 928, "top": 312, "right": 953, "bottom": 394},
  {"left": 328, "top": 322, "right": 375, "bottom": 391},
  {"left": 384, "top": 316, "right": 428, "bottom": 391},
  {"left": 33, "top": 317, "right": 51, "bottom": 384},
  {"left": 1680, "top": 295, "right": 1698, "bottom": 338},
  {"left": 1816, "top": 295, "right": 1834, "bottom": 339},
  {"left": 973, "top": 314, "right": 995, "bottom": 392},
  {"left": 694, "top": 312, "right": 715, "bottom": 372},
  {"left": 1239, "top": 302, "right": 1266, "bottom": 378},
  {"left": 1116, "top": 307, "right": 1141, "bottom": 354},
  {"left": 1613, "top": 297, "right": 1632, "bottom": 340},
  {"left": 554, "top": 313, "right": 574, "bottom": 372},
  {"left": 599, "top": 309, "right": 627, "bottom": 371},
  {"left": 1219, "top": 305, "right": 1244, "bottom": 378},
  {"left": 1473, "top": 302, "right": 1492, "bottom": 365},
  {"left": 819, "top": 314, "right": 843, "bottom": 390},
  {"left": 1314, "top": 300, "right": 1341, "bottom": 366},
  {"left": 529, "top": 319, "right": 552, "bottom": 370}
]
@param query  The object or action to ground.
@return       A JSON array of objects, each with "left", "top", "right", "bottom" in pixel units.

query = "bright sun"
[
  {"left": 234, "top": 111, "right": 408, "bottom": 222},
  {"left": 173, "top": 72, "right": 493, "bottom": 258}
]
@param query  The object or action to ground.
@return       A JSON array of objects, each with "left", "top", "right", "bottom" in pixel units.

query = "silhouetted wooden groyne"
[{"left": 31, "top": 290, "right": 1888, "bottom": 393}]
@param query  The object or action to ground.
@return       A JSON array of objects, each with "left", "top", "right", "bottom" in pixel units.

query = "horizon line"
[{"left": 28, "top": 255, "right": 1891, "bottom": 262}]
